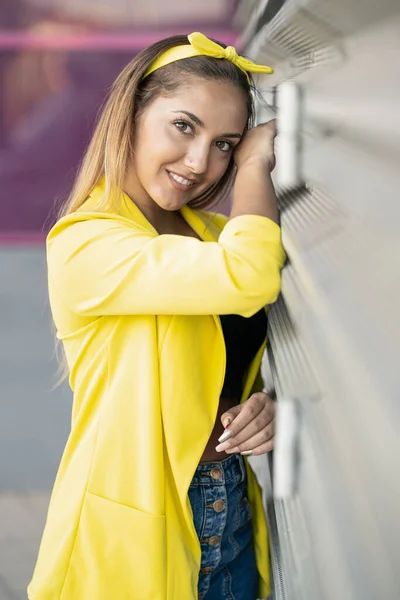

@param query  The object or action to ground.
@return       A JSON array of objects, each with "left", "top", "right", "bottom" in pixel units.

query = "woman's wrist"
[{"left": 236, "top": 155, "right": 275, "bottom": 174}]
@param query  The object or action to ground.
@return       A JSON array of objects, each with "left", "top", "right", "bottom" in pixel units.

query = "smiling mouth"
[{"left": 167, "top": 171, "right": 197, "bottom": 188}]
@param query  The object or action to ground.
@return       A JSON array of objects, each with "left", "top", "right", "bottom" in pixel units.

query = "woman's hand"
[
  {"left": 234, "top": 119, "right": 277, "bottom": 173},
  {"left": 215, "top": 392, "right": 276, "bottom": 456}
]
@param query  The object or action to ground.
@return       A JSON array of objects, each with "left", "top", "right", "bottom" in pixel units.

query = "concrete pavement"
[
  {"left": 0, "top": 492, "right": 50, "bottom": 600},
  {"left": 1, "top": 246, "right": 71, "bottom": 599}
]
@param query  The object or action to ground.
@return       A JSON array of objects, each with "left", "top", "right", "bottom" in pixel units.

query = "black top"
[{"left": 219, "top": 309, "right": 268, "bottom": 399}]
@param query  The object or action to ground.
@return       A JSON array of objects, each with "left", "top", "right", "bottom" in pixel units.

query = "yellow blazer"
[{"left": 28, "top": 179, "right": 285, "bottom": 600}]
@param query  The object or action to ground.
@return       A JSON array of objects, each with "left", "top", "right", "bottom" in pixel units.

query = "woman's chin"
[
  {"left": 154, "top": 198, "right": 186, "bottom": 212},
  {"left": 151, "top": 189, "right": 192, "bottom": 212}
]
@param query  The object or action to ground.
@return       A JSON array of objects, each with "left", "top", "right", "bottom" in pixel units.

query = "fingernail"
[
  {"left": 240, "top": 450, "right": 253, "bottom": 456},
  {"left": 222, "top": 416, "right": 232, "bottom": 428},
  {"left": 215, "top": 442, "right": 231, "bottom": 453},
  {"left": 218, "top": 429, "right": 232, "bottom": 444}
]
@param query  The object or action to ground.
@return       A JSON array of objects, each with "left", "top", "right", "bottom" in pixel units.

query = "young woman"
[{"left": 28, "top": 32, "right": 285, "bottom": 600}]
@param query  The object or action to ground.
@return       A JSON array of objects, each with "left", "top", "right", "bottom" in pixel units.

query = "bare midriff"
[{"left": 199, "top": 395, "right": 239, "bottom": 463}]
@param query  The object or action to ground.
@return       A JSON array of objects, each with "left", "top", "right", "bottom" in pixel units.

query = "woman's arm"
[
  {"left": 47, "top": 211, "right": 284, "bottom": 318},
  {"left": 231, "top": 162, "right": 278, "bottom": 223},
  {"left": 230, "top": 120, "right": 278, "bottom": 223}
]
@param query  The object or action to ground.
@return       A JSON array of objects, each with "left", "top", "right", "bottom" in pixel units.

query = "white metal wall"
[{"left": 240, "top": 1, "right": 400, "bottom": 598}]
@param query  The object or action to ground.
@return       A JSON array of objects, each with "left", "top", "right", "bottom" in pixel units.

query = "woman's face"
[{"left": 128, "top": 77, "right": 249, "bottom": 212}]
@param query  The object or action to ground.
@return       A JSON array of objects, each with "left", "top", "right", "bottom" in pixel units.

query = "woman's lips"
[{"left": 167, "top": 170, "right": 197, "bottom": 191}]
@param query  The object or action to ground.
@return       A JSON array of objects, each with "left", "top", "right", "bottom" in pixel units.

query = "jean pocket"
[{"left": 235, "top": 494, "right": 252, "bottom": 532}]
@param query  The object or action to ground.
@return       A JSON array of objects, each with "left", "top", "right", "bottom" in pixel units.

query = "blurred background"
[{"left": 0, "top": 0, "right": 399, "bottom": 599}]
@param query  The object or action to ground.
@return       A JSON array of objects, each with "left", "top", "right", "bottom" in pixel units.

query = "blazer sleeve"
[{"left": 47, "top": 212, "right": 286, "bottom": 317}]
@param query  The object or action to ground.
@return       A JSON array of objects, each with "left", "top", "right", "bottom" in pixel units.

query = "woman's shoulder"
[
  {"left": 49, "top": 186, "right": 150, "bottom": 240},
  {"left": 46, "top": 208, "right": 149, "bottom": 257}
]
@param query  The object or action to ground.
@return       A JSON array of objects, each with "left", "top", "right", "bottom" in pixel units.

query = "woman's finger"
[
  {"left": 244, "top": 438, "right": 275, "bottom": 456},
  {"left": 220, "top": 409, "right": 274, "bottom": 452},
  {"left": 220, "top": 393, "right": 271, "bottom": 442},
  {"left": 222, "top": 419, "right": 275, "bottom": 455},
  {"left": 220, "top": 403, "right": 241, "bottom": 429}
]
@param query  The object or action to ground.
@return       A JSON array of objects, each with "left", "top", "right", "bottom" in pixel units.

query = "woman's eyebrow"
[{"left": 172, "top": 110, "right": 243, "bottom": 139}]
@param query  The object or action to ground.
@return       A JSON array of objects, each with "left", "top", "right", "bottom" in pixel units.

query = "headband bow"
[{"left": 144, "top": 32, "right": 274, "bottom": 82}]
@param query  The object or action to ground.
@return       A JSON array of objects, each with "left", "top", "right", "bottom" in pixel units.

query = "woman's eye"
[
  {"left": 216, "top": 140, "right": 233, "bottom": 153},
  {"left": 173, "top": 120, "right": 193, "bottom": 134}
]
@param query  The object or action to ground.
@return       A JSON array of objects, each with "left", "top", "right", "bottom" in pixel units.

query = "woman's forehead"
[{"left": 148, "top": 79, "right": 248, "bottom": 128}]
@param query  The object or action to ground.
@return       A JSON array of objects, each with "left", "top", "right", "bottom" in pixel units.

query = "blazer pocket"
[{"left": 61, "top": 492, "right": 166, "bottom": 600}]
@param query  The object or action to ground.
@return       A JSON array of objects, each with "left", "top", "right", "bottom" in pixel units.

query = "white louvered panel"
[
  {"left": 267, "top": 294, "right": 323, "bottom": 600},
  {"left": 277, "top": 186, "right": 400, "bottom": 598},
  {"left": 239, "top": 0, "right": 400, "bottom": 598}
]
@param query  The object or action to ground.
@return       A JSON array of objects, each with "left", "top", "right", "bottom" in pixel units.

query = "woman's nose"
[{"left": 184, "top": 143, "right": 210, "bottom": 175}]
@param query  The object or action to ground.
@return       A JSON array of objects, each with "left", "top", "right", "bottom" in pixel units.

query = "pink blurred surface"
[{"left": 0, "top": 2, "right": 238, "bottom": 236}]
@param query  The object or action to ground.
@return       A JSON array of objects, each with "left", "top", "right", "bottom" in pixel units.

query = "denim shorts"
[{"left": 188, "top": 453, "right": 259, "bottom": 600}]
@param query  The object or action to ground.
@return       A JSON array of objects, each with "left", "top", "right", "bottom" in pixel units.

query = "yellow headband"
[{"left": 143, "top": 32, "right": 274, "bottom": 83}]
